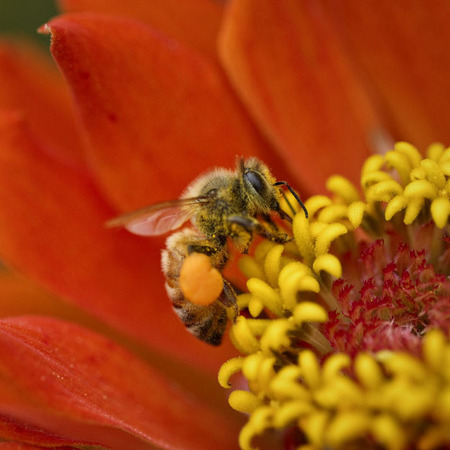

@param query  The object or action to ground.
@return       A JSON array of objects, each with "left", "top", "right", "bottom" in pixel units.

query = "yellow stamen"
[
  {"left": 431, "top": 196, "right": 450, "bottom": 228},
  {"left": 229, "top": 390, "right": 262, "bottom": 414},
  {"left": 239, "top": 406, "right": 273, "bottom": 450},
  {"left": 304, "top": 195, "right": 332, "bottom": 217},
  {"left": 404, "top": 197, "right": 424, "bottom": 224},
  {"left": 278, "top": 262, "right": 315, "bottom": 309},
  {"left": 422, "top": 328, "right": 447, "bottom": 371},
  {"left": 292, "top": 302, "right": 327, "bottom": 325},
  {"left": 366, "top": 178, "right": 403, "bottom": 202},
  {"left": 403, "top": 179, "right": 437, "bottom": 200},
  {"left": 326, "top": 175, "right": 361, "bottom": 204},
  {"left": 269, "top": 365, "right": 308, "bottom": 400},
  {"left": 298, "top": 350, "right": 321, "bottom": 389},
  {"left": 312, "top": 253, "right": 342, "bottom": 278},
  {"left": 259, "top": 319, "right": 293, "bottom": 354},
  {"left": 246, "top": 278, "right": 283, "bottom": 316},
  {"left": 421, "top": 158, "right": 446, "bottom": 189},
  {"left": 394, "top": 141, "right": 422, "bottom": 168},
  {"left": 325, "top": 411, "right": 371, "bottom": 447},
  {"left": 385, "top": 149, "right": 413, "bottom": 185},
  {"left": 263, "top": 244, "right": 284, "bottom": 288},
  {"left": 371, "top": 414, "right": 407, "bottom": 450},
  {"left": 347, "top": 200, "right": 366, "bottom": 228},
  {"left": 361, "top": 170, "right": 392, "bottom": 189},
  {"left": 317, "top": 204, "right": 348, "bottom": 223},
  {"left": 321, "top": 353, "right": 351, "bottom": 382},
  {"left": 354, "top": 352, "right": 384, "bottom": 389},
  {"left": 293, "top": 213, "right": 314, "bottom": 264},
  {"left": 361, "top": 153, "right": 385, "bottom": 175},
  {"left": 229, "top": 316, "right": 261, "bottom": 354},
  {"left": 218, "top": 356, "right": 244, "bottom": 388},
  {"left": 238, "top": 255, "right": 265, "bottom": 280},
  {"left": 248, "top": 296, "right": 264, "bottom": 318},
  {"left": 314, "top": 223, "right": 348, "bottom": 256},
  {"left": 385, "top": 195, "right": 408, "bottom": 220}
]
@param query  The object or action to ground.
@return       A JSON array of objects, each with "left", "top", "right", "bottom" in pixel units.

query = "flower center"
[
  {"left": 325, "top": 237, "right": 450, "bottom": 357},
  {"left": 218, "top": 142, "right": 450, "bottom": 450}
]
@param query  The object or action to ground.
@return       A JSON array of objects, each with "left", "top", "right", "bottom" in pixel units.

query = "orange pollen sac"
[{"left": 179, "top": 253, "right": 223, "bottom": 305}]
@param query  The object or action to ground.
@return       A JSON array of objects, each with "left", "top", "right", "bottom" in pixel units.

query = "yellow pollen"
[{"left": 179, "top": 253, "right": 223, "bottom": 305}]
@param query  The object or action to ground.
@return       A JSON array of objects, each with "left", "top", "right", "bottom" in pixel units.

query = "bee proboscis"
[{"left": 107, "top": 157, "right": 307, "bottom": 345}]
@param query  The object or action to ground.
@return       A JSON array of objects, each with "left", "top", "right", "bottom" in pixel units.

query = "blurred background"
[{"left": 0, "top": 0, "right": 58, "bottom": 47}]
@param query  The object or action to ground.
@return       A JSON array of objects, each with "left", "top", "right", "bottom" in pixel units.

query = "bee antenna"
[{"left": 274, "top": 181, "right": 308, "bottom": 219}]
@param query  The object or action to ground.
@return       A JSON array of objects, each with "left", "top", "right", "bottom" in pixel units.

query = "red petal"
[
  {"left": 58, "top": 0, "right": 223, "bottom": 59},
  {"left": 0, "top": 316, "right": 242, "bottom": 449},
  {"left": 219, "top": 0, "right": 383, "bottom": 193},
  {"left": 0, "top": 444, "right": 74, "bottom": 450},
  {"left": 0, "top": 41, "right": 84, "bottom": 169},
  {"left": 320, "top": 0, "right": 450, "bottom": 149},
  {"left": 0, "top": 413, "right": 82, "bottom": 447},
  {"left": 0, "top": 112, "right": 236, "bottom": 373},
  {"left": 0, "top": 270, "right": 90, "bottom": 321},
  {"left": 0, "top": 271, "right": 146, "bottom": 344},
  {"left": 44, "top": 14, "right": 285, "bottom": 211}
]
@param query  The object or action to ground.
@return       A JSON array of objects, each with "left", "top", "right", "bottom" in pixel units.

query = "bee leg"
[
  {"left": 219, "top": 279, "right": 239, "bottom": 320},
  {"left": 261, "top": 213, "right": 283, "bottom": 233},
  {"left": 187, "top": 241, "right": 223, "bottom": 256},
  {"left": 276, "top": 207, "right": 293, "bottom": 224},
  {"left": 260, "top": 213, "right": 293, "bottom": 243},
  {"left": 227, "top": 215, "right": 291, "bottom": 244}
]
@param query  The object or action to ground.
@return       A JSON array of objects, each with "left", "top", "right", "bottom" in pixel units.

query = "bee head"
[
  {"left": 239, "top": 158, "right": 281, "bottom": 213},
  {"left": 238, "top": 157, "right": 308, "bottom": 219}
]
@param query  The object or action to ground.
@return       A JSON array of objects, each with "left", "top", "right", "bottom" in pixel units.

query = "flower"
[
  {"left": 219, "top": 143, "right": 450, "bottom": 449},
  {"left": 0, "top": 0, "right": 449, "bottom": 448}
]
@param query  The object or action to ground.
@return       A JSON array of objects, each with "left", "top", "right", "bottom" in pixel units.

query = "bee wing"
[{"left": 106, "top": 197, "right": 209, "bottom": 236}]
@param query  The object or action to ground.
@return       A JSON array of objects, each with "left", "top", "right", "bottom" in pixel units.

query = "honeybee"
[{"left": 107, "top": 157, "right": 307, "bottom": 345}]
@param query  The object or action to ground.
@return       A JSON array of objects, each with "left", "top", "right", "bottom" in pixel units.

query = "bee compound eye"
[{"left": 244, "top": 170, "right": 266, "bottom": 196}]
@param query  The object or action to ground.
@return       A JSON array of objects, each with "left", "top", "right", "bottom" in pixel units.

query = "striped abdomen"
[{"left": 161, "top": 229, "right": 229, "bottom": 346}]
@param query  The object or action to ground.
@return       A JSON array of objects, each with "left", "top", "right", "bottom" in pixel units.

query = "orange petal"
[
  {"left": 320, "top": 0, "right": 450, "bottom": 149},
  {"left": 0, "top": 270, "right": 147, "bottom": 348},
  {"left": 0, "top": 270, "right": 97, "bottom": 322},
  {"left": 0, "top": 40, "right": 84, "bottom": 169},
  {"left": 58, "top": 0, "right": 223, "bottom": 59},
  {"left": 219, "top": 0, "right": 382, "bottom": 194},
  {"left": 44, "top": 14, "right": 284, "bottom": 211},
  {"left": 0, "top": 316, "right": 242, "bottom": 449},
  {"left": 0, "top": 112, "right": 235, "bottom": 373}
]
